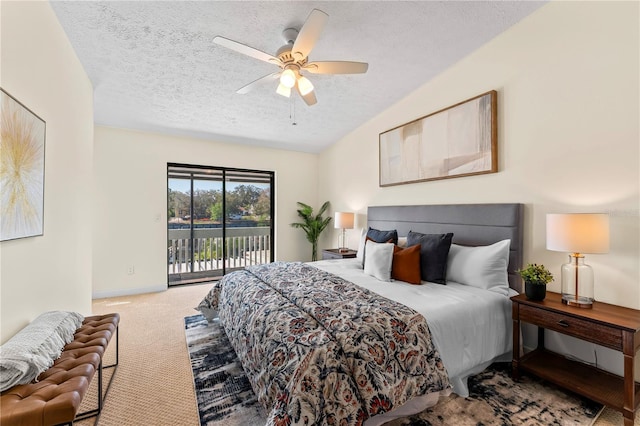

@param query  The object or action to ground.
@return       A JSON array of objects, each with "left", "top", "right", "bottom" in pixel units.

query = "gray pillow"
[
  {"left": 358, "top": 227, "right": 398, "bottom": 268},
  {"left": 367, "top": 227, "right": 398, "bottom": 245},
  {"left": 406, "top": 231, "right": 454, "bottom": 284}
]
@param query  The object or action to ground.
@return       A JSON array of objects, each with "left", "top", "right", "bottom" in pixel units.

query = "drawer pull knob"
[{"left": 557, "top": 320, "right": 570, "bottom": 327}]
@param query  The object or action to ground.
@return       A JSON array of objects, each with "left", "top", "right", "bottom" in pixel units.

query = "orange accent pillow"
[{"left": 392, "top": 244, "right": 422, "bottom": 285}]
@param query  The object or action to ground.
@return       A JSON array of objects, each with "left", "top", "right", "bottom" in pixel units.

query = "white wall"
[
  {"left": 92, "top": 126, "right": 318, "bottom": 298},
  {"left": 318, "top": 1, "right": 639, "bottom": 377},
  {"left": 0, "top": 1, "right": 94, "bottom": 343}
]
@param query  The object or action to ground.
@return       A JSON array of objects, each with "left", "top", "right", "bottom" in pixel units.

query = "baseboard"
[{"left": 92, "top": 284, "right": 167, "bottom": 300}]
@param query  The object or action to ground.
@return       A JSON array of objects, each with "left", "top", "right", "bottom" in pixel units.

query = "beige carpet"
[
  {"left": 77, "top": 283, "right": 636, "bottom": 426},
  {"left": 76, "top": 283, "right": 210, "bottom": 426}
]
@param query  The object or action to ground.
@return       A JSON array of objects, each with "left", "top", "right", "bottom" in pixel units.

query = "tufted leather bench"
[{"left": 0, "top": 313, "right": 120, "bottom": 426}]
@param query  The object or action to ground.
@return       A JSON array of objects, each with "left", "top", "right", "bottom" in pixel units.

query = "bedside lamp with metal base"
[
  {"left": 334, "top": 212, "right": 354, "bottom": 253},
  {"left": 546, "top": 213, "right": 610, "bottom": 308}
]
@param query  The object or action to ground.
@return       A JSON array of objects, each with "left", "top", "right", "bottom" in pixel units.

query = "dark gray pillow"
[
  {"left": 367, "top": 227, "right": 398, "bottom": 245},
  {"left": 406, "top": 231, "right": 454, "bottom": 284}
]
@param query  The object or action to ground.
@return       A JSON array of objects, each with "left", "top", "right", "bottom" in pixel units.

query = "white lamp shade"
[
  {"left": 334, "top": 212, "right": 354, "bottom": 229},
  {"left": 546, "top": 213, "right": 610, "bottom": 254},
  {"left": 280, "top": 69, "right": 296, "bottom": 88},
  {"left": 276, "top": 83, "right": 291, "bottom": 97},
  {"left": 297, "top": 76, "right": 314, "bottom": 96}
]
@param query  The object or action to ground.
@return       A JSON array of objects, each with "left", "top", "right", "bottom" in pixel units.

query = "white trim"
[{"left": 92, "top": 284, "right": 167, "bottom": 300}]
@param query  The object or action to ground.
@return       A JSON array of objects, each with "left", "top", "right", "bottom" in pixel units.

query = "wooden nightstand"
[
  {"left": 321, "top": 248, "right": 357, "bottom": 260},
  {"left": 512, "top": 292, "right": 640, "bottom": 425}
]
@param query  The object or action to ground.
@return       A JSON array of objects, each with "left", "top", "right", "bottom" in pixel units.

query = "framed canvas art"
[
  {"left": 1, "top": 89, "right": 46, "bottom": 241},
  {"left": 379, "top": 90, "right": 497, "bottom": 187}
]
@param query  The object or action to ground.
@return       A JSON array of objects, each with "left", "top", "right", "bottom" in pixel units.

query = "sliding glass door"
[{"left": 167, "top": 163, "right": 274, "bottom": 286}]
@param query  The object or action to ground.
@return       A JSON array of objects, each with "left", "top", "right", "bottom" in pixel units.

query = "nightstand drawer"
[{"left": 519, "top": 304, "right": 623, "bottom": 350}]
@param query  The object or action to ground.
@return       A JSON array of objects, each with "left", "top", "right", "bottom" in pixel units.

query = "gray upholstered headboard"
[{"left": 367, "top": 203, "right": 524, "bottom": 293}]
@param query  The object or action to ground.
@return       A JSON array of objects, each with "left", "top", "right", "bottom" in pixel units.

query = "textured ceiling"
[{"left": 51, "top": 1, "right": 545, "bottom": 153}]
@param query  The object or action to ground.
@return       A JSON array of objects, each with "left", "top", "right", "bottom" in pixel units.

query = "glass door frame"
[{"left": 167, "top": 163, "right": 275, "bottom": 286}]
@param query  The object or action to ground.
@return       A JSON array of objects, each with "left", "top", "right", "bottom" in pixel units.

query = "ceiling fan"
[{"left": 213, "top": 9, "right": 368, "bottom": 106}]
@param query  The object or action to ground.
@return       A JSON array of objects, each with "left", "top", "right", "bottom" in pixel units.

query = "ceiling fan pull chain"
[{"left": 290, "top": 96, "right": 297, "bottom": 126}]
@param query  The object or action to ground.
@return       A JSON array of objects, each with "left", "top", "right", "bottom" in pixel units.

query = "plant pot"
[{"left": 525, "top": 282, "right": 546, "bottom": 301}]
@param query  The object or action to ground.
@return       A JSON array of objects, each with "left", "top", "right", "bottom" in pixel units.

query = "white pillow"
[
  {"left": 397, "top": 236, "right": 408, "bottom": 248},
  {"left": 363, "top": 240, "right": 394, "bottom": 282},
  {"left": 356, "top": 228, "right": 366, "bottom": 267},
  {"left": 446, "top": 239, "right": 511, "bottom": 296}
]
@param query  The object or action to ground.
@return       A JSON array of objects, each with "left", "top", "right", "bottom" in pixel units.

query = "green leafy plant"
[
  {"left": 290, "top": 201, "right": 331, "bottom": 261},
  {"left": 518, "top": 263, "right": 554, "bottom": 285}
]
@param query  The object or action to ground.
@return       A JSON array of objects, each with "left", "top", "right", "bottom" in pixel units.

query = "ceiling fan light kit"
[
  {"left": 276, "top": 83, "right": 291, "bottom": 98},
  {"left": 297, "top": 76, "right": 314, "bottom": 96},
  {"left": 280, "top": 68, "right": 297, "bottom": 89},
  {"left": 213, "top": 9, "right": 368, "bottom": 106}
]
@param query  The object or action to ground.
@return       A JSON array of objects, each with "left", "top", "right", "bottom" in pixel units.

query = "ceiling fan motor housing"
[
  {"left": 277, "top": 29, "right": 307, "bottom": 68},
  {"left": 282, "top": 28, "right": 299, "bottom": 45}
]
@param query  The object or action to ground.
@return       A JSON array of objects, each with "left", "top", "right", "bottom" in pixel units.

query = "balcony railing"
[{"left": 168, "top": 226, "right": 271, "bottom": 282}]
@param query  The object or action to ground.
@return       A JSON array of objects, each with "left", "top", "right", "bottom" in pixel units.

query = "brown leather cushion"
[
  {"left": 392, "top": 244, "right": 422, "bottom": 284},
  {"left": 0, "top": 313, "right": 119, "bottom": 426}
]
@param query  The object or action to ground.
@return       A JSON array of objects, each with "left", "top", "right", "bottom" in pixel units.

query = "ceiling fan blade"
[
  {"left": 213, "top": 36, "right": 281, "bottom": 66},
  {"left": 296, "top": 83, "right": 317, "bottom": 106},
  {"left": 291, "top": 9, "right": 328, "bottom": 61},
  {"left": 304, "top": 61, "right": 369, "bottom": 74},
  {"left": 237, "top": 72, "right": 280, "bottom": 94}
]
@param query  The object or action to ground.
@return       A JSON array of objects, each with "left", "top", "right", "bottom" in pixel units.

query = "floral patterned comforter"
[{"left": 199, "top": 262, "right": 451, "bottom": 426}]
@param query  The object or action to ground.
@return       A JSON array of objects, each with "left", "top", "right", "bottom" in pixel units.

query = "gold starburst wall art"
[{"left": 0, "top": 89, "right": 46, "bottom": 241}]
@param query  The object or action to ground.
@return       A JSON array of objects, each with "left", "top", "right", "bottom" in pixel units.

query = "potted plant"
[
  {"left": 518, "top": 263, "right": 554, "bottom": 301},
  {"left": 290, "top": 201, "right": 331, "bottom": 261}
]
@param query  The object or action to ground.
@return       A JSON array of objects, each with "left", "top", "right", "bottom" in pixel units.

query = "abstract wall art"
[
  {"left": 1, "top": 89, "right": 46, "bottom": 241},
  {"left": 379, "top": 90, "right": 497, "bottom": 186}
]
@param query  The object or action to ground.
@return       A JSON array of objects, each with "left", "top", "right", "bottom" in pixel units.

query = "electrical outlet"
[{"left": 127, "top": 265, "right": 135, "bottom": 275}]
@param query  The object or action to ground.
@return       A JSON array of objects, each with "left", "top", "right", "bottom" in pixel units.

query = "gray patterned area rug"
[
  {"left": 185, "top": 314, "right": 602, "bottom": 426},
  {"left": 185, "top": 314, "right": 265, "bottom": 425}
]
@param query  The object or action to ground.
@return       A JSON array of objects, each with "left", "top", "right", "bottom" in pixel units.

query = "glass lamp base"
[
  {"left": 338, "top": 229, "right": 348, "bottom": 252},
  {"left": 560, "top": 254, "right": 594, "bottom": 309},
  {"left": 562, "top": 294, "right": 593, "bottom": 308}
]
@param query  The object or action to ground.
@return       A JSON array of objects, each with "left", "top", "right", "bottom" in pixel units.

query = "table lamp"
[
  {"left": 546, "top": 213, "right": 610, "bottom": 308},
  {"left": 334, "top": 212, "right": 354, "bottom": 252}
]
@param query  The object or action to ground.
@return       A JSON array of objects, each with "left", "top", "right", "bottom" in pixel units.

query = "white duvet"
[{"left": 313, "top": 258, "right": 514, "bottom": 398}]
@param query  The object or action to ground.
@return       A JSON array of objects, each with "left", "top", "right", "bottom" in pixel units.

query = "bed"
[{"left": 198, "top": 203, "right": 524, "bottom": 426}]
